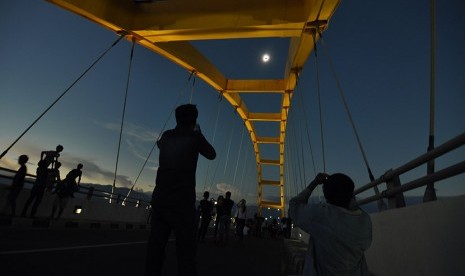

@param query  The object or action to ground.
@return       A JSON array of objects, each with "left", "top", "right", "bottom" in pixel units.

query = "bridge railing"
[
  {"left": 0, "top": 167, "right": 151, "bottom": 208},
  {"left": 354, "top": 132, "right": 465, "bottom": 209}
]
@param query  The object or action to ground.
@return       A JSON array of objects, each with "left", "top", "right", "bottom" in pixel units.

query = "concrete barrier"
[
  {"left": 366, "top": 195, "right": 465, "bottom": 276},
  {"left": 0, "top": 186, "right": 150, "bottom": 226}
]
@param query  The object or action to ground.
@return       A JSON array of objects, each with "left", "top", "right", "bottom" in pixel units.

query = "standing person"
[
  {"left": 41, "top": 144, "right": 63, "bottom": 169},
  {"left": 213, "top": 195, "right": 224, "bottom": 242},
  {"left": 21, "top": 160, "right": 48, "bottom": 217},
  {"left": 197, "top": 191, "right": 213, "bottom": 242},
  {"left": 235, "top": 199, "right": 247, "bottom": 241},
  {"left": 282, "top": 217, "right": 292, "bottom": 239},
  {"left": 253, "top": 213, "right": 263, "bottom": 238},
  {"left": 219, "top": 191, "right": 234, "bottom": 245},
  {"left": 289, "top": 173, "right": 373, "bottom": 276},
  {"left": 146, "top": 104, "right": 216, "bottom": 276},
  {"left": 5, "top": 155, "right": 28, "bottom": 216}
]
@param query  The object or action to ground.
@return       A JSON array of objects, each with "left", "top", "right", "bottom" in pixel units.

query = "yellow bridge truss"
[{"left": 48, "top": 0, "right": 340, "bottom": 217}]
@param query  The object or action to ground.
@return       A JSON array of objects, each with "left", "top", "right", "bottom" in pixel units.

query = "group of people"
[
  {"left": 5, "top": 144, "right": 83, "bottom": 220},
  {"left": 197, "top": 190, "right": 248, "bottom": 245},
  {"left": 0, "top": 103, "right": 374, "bottom": 275},
  {"left": 3, "top": 103, "right": 373, "bottom": 276},
  {"left": 144, "top": 104, "right": 373, "bottom": 276}
]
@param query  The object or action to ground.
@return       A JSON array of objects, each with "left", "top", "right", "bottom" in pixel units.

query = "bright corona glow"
[{"left": 262, "top": 54, "right": 270, "bottom": 63}]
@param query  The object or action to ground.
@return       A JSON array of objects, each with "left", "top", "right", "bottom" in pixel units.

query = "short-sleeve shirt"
[{"left": 152, "top": 126, "right": 216, "bottom": 209}]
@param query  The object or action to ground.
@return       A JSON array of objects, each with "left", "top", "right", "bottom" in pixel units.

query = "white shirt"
[{"left": 289, "top": 187, "right": 372, "bottom": 276}]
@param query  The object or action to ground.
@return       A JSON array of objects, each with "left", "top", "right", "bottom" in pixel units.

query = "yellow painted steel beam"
[
  {"left": 137, "top": 40, "right": 227, "bottom": 91},
  {"left": 225, "top": 79, "right": 285, "bottom": 93},
  {"left": 256, "top": 137, "right": 280, "bottom": 144},
  {"left": 248, "top": 113, "right": 282, "bottom": 122},
  {"left": 260, "top": 159, "right": 280, "bottom": 166},
  {"left": 261, "top": 180, "right": 281, "bottom": 186},
  {"left": 47, "top": 0, "right": 319, "bottom": 41},
  {"left": 260, "top": 200, "right": 283, "bottom": 209}
]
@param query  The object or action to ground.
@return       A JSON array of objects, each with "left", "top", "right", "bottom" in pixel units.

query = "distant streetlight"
[{"left": 73, "top": 205, "right": 83, "bottom": 214}]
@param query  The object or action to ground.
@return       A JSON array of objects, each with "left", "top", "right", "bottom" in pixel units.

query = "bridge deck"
[{"left": 0, "top": 217, "right": 287, "bottom": 276}]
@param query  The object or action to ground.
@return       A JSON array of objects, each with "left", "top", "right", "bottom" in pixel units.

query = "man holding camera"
[{"left": 289, "top": 173, "right": 372, "bottom": 275}]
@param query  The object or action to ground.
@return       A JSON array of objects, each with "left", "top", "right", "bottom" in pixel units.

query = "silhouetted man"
[
  {"left": 5, "top": 154, "right": 28, "bottom": 216},
  {"left": 197, "top": 191, "right": 213, "bottom": 242},
  {"left": 146, "top": 104, "right": 216, "bottom": 276},
  {"left": 21, "top": 160, "right": 48, "bottom": 217},
  {"left": 64, "top": 163, "right": 83, "bottom": 188},
  {"left": 289, "top": 173, "right": 372, "bottom": 275},
  {"left": 41, "top": 144, "right": 63, "bottom": 169},
  {"left": 220, "top": 191, "right": 234, "bottom": 244}
]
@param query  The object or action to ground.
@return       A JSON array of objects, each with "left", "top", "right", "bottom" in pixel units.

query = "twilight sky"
[{"left": 1, "top": 0, "right": 464, "bottom": 206}]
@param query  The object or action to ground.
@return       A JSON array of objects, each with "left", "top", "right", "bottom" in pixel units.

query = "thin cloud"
[
  {"left": 60, "top": 153, "right": 133, "bottom": 188},
  {"left": 97, "top": 121, "right": 160, "bottom": 165},
  {"left": 99, "top": 121, "right": 159, "bottom": 142}
]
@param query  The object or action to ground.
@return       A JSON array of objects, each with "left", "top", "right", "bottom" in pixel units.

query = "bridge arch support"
[{"left": 48, "top": 0, "right": 341, "bottom": 217}]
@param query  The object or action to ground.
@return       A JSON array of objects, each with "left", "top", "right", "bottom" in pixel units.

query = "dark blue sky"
[{"left": 1, "top": 0, "right": 464, "bottom": 205}]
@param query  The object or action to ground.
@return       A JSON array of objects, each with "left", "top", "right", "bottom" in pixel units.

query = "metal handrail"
[
  {"left": 0, "top": 166, "right": 150, "bottom": 207},
  {"left": 354, "top": 132, "right": 465, "bottom": 207}
]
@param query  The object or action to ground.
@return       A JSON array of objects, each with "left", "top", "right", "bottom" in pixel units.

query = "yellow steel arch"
[{"left": 47, "top": 0, "right": 340, "bottom": 217}]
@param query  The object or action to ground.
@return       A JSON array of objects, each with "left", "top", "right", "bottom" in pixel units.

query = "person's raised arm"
[
  {"left": 288, "top": 173, "right": 328, "bottom": 224},
  {"left": 198, "top": 131, "right": 216, "bottom": 160}
]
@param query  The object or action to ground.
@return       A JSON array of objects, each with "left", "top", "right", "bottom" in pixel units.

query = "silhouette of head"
[
  {"left": 203, "top": 191, "right": 209, "bottom": 199},
  {"left": 18, "top": 155, "right": 29, "bottom": 165},
  {"left": 175, "top": 104, "right": 198, "bottom": 127},
  {"left": 77, "top": 163, "right": 83, "bottom": 170},
  {"left": 56, "top": 145, "right": 64, "bottom": 152},
  {"left": 323, "top": 173, "right": 355, "bottom": 209},
  {"left": 217, "top": 195, "right": 224, "bottom": 203},
  {"left": 225, "top": 191, "right": 231, "bottom": 199}
]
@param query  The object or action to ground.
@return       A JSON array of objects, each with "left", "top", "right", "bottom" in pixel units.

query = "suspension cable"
[
  {"left": 284, "top": 136, "right": 297, "bottom": 198},
  {"left": 208, "top": 114, "right": 236, "bottom": 191},
  {"left": 202, "top": 95, "right": 223, "bottom": 191},
  {"left": 238, "top": 140, "right": 251, "bottom": 195},
  {"left": 297, "top": 94, "right": 307, "bottom": 184},
  {"left": 424, "top": 0, "right": 437, "bottom": 202},
  {"left": 285, "top": 107, "right": 302, "bottom": 194},
  {"left": 319, "top": 35, "right": 386, "bottom": 209},
  {"left": 232, "top": 125, "right": 245, "bottom": 185},
  {"left": 189, "top": 71, "right": 197, "bottom": 104},
  {"left": 288, "top": 107, "right": 305, "bottom": 191},
  {"left": 208, "top": 139, "right": 227, "bottom": 191},
  {"left": 111, "top": 38, "right": 136, "bottom": 203},
  {"left": 0, "top": 34, "right": 126, "bottom": 160},
  {"left": 293, "top": 112, "right": 305, "bottom": 191},
  {"left": 296, "top": 88, "right": 317, "bottom": 178},
  {"left": 223, "top": 114, "right": 236, "bottom": 176},
  {"left": 312, "top": 31, "right": 327, "bottom": 173}
]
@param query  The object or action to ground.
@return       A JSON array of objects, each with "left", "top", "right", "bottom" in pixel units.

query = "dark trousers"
[
  {"left": 7, "top": 187, "right": 22, "bottom": 215},
  {"left": 146, "top": 206, "right": 197, "bottom": 276},
  {"left": 21, "top": 186, "right": 45, "bottom": 217},
  {"left": 198, "top": 216, "right": 211, "bottom": 241},
  {"left": 236, "top": 218, "right": 246, "bottom": 239}
]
